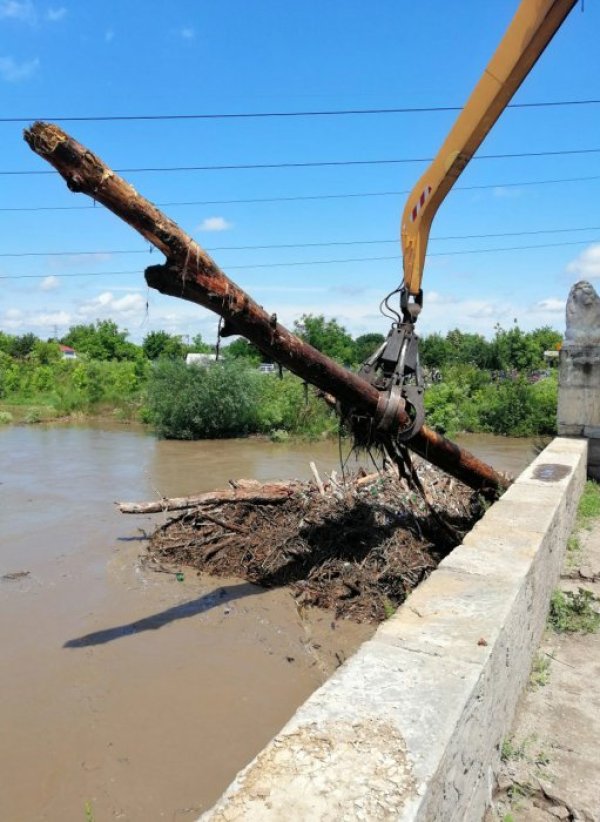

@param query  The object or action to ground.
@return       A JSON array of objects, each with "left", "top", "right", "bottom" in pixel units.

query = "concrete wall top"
[{"left": 199, "top": 437, "right": 587, "bottom": 822}]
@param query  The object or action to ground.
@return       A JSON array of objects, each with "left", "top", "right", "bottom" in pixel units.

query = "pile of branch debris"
[{"left": 121, "top": 460, "right": 485, "bottom": 623}]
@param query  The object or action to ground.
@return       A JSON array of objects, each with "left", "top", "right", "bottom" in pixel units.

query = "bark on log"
[
  {"left": 118, "top": 482, "right": 299, "bottom": 514},
  {"left": 24, "top": 121, "right": 509, "bottom": 496}
]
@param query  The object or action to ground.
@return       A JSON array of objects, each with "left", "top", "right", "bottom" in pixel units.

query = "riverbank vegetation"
[{"left": 0, "top": 317, "right": 561, "bottom": 439}]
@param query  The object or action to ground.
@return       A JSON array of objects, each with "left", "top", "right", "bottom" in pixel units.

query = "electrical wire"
[
  {"left": 1, "top": 236, "right": 598, "bottom": 280},
  {"left": 4, "top": 146, "right": 600, "bottom": 176},
  {"left": 2, "top": 173, "right": 599, "bottom": 213},
  {"left": 2, "top": 98, "right": 599, "bottom": 123},
  {"left": 3, "top": 223, "right": 600, "bottom": 259}
]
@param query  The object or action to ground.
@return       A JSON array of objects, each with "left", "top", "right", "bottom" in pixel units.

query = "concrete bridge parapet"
[
  {"left": 558, "top": 279, "right": 600, "bottom": 480},
  {"left": 199, "top": 437, "right": 587, "bottom": 822}
]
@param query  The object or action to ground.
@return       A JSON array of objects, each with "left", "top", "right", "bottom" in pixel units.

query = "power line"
[
  {"left": 2, "top": 98, "right": 599, "bottom": 124},
  {"left": 3, "top": 223, "right": 600, "bottom": 259},
  {"left": 2, "top": 173, "right": 599, "bottom": 213},
  {"left": 4, "top": 146, "right": 600, "bottom": 176},
  {"left": 1, "top": 236, "right": 597, "bottom": 280}
]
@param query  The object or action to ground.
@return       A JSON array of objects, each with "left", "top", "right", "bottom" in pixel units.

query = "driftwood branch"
[
  {"left": 24, "top": 121, "right": 509, "bottom": 495},
  {"left": 118, "top": 482, "right": 299, "bottom": 514}
]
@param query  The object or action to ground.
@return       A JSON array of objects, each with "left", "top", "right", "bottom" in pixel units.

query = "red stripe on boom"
[{"left": 410, "top": 185, "right": 432, "bottom": 222}]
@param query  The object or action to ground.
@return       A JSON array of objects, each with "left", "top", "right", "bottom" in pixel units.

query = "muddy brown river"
[{"left": 0, "top": 424, "right": 536, "bottom": 821}]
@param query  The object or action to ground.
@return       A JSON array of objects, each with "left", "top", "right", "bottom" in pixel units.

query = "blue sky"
[{"left": 1, "top": 0, "right": 599, "bottom": 345}]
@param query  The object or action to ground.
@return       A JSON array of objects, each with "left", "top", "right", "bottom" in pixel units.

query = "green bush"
[
  {"left": 424, "top": 370, "right": 558, "bottom": 438},
  {"left": 146, "top": 361, "right": 337, "bottom": 440},
  {"left": 477, "top": 376, "right": 557, "bottom": 437},
  {"left": 147, "top": 360, "right": 262, "bottom": 439},
  {"left": 423, "top": 381, "right": 479, "bottom": 436}
]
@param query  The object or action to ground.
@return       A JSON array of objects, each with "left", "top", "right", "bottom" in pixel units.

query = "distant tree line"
[
  {"left": 0, "top": 315, "right": 562, "bottom": 438},
  {"left": 0, "top": 315, "right": 561, "bottom": 372}
]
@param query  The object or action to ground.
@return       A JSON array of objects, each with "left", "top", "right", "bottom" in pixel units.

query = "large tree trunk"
[{"left": 24, "top": 121, "right": 509, "bottom": 495}]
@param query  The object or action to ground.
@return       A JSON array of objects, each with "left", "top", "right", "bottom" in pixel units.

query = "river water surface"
[{"left": 0, "top": 424, "right": 537, "bottom": 820}]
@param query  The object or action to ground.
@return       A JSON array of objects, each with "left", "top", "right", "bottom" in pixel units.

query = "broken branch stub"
[{"left": 24, "top": 121, "right": 509, "bottom": 495}]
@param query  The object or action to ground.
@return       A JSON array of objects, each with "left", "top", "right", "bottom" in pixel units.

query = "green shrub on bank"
[
  {"left": 0, "top": 357, "right": 148, "bottom": 418},
  {"left": 424, "top": 371, "right": 557, "bottom": 437},
  {"left": 147, "top": 360, "right": 261, "bottom": 439},
  {"left": 253, "top": 371, "right": 338, "bottom": 439},
  {"left": 146, "top": 360, "right": 337, "bottom": 440}
]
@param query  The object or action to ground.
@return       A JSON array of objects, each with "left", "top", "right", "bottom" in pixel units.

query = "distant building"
[
  {"left": 544, "top": 349, "right": 560, "bottom": 364},
  {"left": 258, "top": 363, "right": 277, "bottom": 374},
  {"left": 59, "top": 345, "right": 77, "bottom": 360},
  {"left": 186, "top": 352, "right": 217, "bottom": 367}
]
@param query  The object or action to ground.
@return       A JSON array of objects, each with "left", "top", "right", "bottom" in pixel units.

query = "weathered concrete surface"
[
  {"left": 489, "top": 510, "right": 600, "bottom": 821},
  {"left": 558, "top": 280, "right": 600, "bottom": 480},
  {"left": 199, "top": 438, "right": 587, "bottom": 822}
]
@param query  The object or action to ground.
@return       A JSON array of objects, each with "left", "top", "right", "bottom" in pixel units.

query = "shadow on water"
[
  {"left": 66, "top": 497, "right": 478, "bottom": 649},
  {"left": 63, "top": 582, "right": 263, "bottom": 648}
]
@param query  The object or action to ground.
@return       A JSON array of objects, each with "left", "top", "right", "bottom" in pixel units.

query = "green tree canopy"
[
  {"left": 445, "top": 329, "right": 493, "bottom": 369},
  {"left": 190, "top": 333, "right": 212, "bottom": 353},
  {"left": 62, "top": 321, "right": 139, "bottom": 361},
  {"left": 294, "top": 314, "right": 355, "bottom": 365},
  {"left": 490, "top": 323, "right": 541, "bottom": 372},
  {"left": 142, "top": 330, "right": 186, "bottom": 360},
  {"left": 354, "top": 333, "right": 385, "bottom": 365},
  {"left": 419, "top": 332, "right": 451, "bottom": 369},
  {"left": 31, "top": 340, "right": 62, "bottom": 365},
  {"left": 8, "top": 333, "right": 38, "bottom": 360},
  {"left": 528, "top": 326, "right": 563, "bottom": 357},
  {"left": 0, "top": 331, "right": 13, "bottom": 354},
  {"left": 221, "top": 337, "right": 263, "bottom": 363}
]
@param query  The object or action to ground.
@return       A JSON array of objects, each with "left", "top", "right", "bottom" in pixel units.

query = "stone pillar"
[{"left": 557, "top": 280, "right": 600, "bottom": 480}]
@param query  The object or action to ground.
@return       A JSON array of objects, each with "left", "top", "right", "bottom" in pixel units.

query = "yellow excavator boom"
[
  {"left": 356, "top": 0, "right": 578, "bottom": 442},
  {"left": 401, "top": 0, "right": 578, "bottom": 308}
]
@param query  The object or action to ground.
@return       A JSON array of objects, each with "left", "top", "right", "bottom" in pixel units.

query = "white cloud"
[
  {"left": 465, "top": 302, "right": 497, "bottom": 319},
  {"left": 31, "top": 310, "right": 70, "bottom": 327},
  {"left": 534, "top": 298, "right": 564, "bottom": 313},
  {"left": 566, "top": 243, "right": 600, "bottom": 280},
  {"left": 5, "top": 307, "right": 23, "bottom": 319},
  {"left": 198, "top": 216, "right": 233, "bottom": 232},
  {"left": 0, "top": 55, "right": 39, "bottom": 81},
  {"left": 46, "top": 6, "right": 66, "bottom": 21},
  {"left": 78, "top": 291, "right": 147, "bottom": 319},
  {"left": 0, "top": 1, "right": 36, "bottom": 23},
  {"left": 180, "top": 26, "right": 195, "bottom": 39},
  {"left": 40, "top": 275, "right": 59, "bottom": 291}
]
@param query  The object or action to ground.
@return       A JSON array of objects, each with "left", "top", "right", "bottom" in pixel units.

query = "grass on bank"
[
  {"left": 528, "top": 653, "right": 551, "bottom": 689},
  {"left": 576, "top": 479, "right": 600, "bottom": 527},
  {"left": 548, "top": 588, "right": 600, "bottom": 634},
  {"left": 549, "top": 480, "right": 600, "bottom": 634}
]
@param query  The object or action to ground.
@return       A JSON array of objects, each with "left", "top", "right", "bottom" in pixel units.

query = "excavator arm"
[
  {"left": 401, "top": 0, "right": 578, "bottom": 313},
  {"left": 358, "top": 0, "right": 578, "bottom": 442}
]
